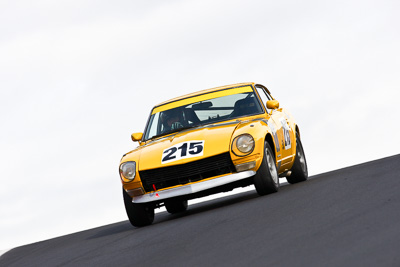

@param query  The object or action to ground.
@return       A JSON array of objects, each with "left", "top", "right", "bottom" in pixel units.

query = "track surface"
[{"left": 2, "top": 155, "right": 400, "bottom": 266}]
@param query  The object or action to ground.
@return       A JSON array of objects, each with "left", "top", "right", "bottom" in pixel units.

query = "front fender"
[{"left": 229, "top": 120, "right": 272, "bottom": 172}]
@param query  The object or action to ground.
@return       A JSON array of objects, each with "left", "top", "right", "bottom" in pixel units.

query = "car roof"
[{"left": 154, "top": 82, "right": 256, "bottom": 108}]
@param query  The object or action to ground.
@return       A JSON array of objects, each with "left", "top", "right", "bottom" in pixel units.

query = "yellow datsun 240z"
[{"left": 119, "top": 83, "right": 308, "bottom": 226}]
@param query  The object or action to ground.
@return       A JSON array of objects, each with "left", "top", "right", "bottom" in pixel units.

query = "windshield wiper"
[
  {"left": 148, "top": 125, "right": 200, "bottom": 141},
  {"left": 170, "top": 125, "right": 200, "bottom": 134},
  {"left": 148, "top": 133, "right": 167, "bottom": 141}
]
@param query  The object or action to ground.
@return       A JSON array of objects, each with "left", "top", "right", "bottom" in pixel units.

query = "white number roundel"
[{"left": 162, "top": 141, "right": 205, "bottom": 164}]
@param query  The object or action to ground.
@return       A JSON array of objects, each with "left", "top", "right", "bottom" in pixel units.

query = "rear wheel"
[
  {"left": 165, "top": 199, "right": 188, "bottom": 214},
  {"left": 253, "top": 141, "right": 279, "bottom": 195},
  {"left": 123, "top": 188, "right": 154, "bottom": 227},
  {"left": 287, "top": 134, "right": 308, "bottom": 184}
]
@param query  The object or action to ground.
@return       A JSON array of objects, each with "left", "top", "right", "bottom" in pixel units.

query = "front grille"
[{"left": 139, "top": 153, "right": 235, "bottom": 192}]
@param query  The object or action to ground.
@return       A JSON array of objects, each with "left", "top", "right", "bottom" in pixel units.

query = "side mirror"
[
  {"left": 131, "top": 132, "right": 143, "bottom": 142},
  {"left": 267, "top": 100, "right": 279, "bottom": 110}
]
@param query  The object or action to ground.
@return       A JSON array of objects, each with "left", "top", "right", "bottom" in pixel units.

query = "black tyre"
[
  {"left": 253, "top": 141, "right": 279, "bottom": 195},
  {"left": 123, "top": 188, "right": 154, "bottom": 227},
  {"left": 165, "top": 199, "right": 188, "bottom": 214},
  {"left": 287, "top": 134, "right": 308, "bottom": 184}
]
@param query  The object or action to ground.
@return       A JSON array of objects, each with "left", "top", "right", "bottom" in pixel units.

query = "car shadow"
[
  {"left": 88, "top": 183, "right": 291, "bottom": 240},
  {"left": 158, "top": 189, "right": 260, "bottom": 222},
  {"left": 87, "top": 189, "right": 258, "bottom": 240}
]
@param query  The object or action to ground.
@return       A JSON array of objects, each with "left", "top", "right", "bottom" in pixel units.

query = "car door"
[
  {"left": 271, "top": 108, "right": 295, "bottom": 168},
  {"left": 255, "top": 85, "right": 295, "bottom": 169}
]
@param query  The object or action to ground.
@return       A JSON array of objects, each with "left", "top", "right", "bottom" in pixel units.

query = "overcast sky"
[{"left": 1, "top": 0, "right": 399, "bottom": 250}]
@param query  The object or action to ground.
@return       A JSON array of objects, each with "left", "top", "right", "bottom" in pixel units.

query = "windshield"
[{"left": 143, "top": 86, "right": 264, "bottom": 141}]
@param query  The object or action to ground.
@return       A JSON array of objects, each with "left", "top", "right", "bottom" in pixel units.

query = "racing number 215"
[{"left": 162, "top": 141, "right": 204, "bottom": 163}]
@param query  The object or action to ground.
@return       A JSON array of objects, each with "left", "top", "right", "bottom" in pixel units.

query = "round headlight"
[
  {"left": 119, "top": 161, "right": 136, "bottom": 181},
  {"left": 236, "top": 134, "right": 255, "bottom": 154}
]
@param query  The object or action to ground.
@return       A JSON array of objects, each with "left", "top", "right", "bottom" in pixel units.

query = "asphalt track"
[{"left": 2, "top": 154, "right": 400, "bottom": 266}]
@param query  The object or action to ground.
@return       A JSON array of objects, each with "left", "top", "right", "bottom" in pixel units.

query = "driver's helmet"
[{"left": 160, "top": 108, "right": 182, "bottom": 127}]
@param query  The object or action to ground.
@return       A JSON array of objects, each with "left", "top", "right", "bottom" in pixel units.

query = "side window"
[{"left": 256, "top": 87, "right": 271, "bottom": 113}]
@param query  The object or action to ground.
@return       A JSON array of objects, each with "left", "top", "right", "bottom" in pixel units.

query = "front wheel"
[
  {"left": 287, "top": 134, "right": 308, "bottom": 184},
  {"left": 253, "top": 141, "right": 279, "bottom": 195},
  {"left": 123, "top": 188, "right": 154, "bottom": 227}
]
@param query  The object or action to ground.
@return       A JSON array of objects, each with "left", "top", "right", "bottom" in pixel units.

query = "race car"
[{"left": 119, "top": 83, "right": 308, "bottom": 226}]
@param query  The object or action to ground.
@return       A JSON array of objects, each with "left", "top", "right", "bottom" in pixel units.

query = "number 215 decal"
[{"left": 162, "top": 141, "right": 204, "bottom": 164}]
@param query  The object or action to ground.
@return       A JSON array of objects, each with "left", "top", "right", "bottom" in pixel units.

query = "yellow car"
[{"left": 119, "top": 83, "right": 308, "bottom": 226}]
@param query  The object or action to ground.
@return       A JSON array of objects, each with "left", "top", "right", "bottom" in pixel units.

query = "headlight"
[
  {"left": 232, "top": 134, "right": 255, "bottom": 156},
  {"left": 119, "top": 161, "right": 136, "bottom": 181}
]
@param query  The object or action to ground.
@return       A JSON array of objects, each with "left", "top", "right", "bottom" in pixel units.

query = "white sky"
[{"left": 1, "top": 0, "right": 399, "bottom": 250}]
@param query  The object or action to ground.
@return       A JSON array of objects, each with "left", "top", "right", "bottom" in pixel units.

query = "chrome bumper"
[{"left": 131, "top": 170, "right": 256, "bottom": 203}]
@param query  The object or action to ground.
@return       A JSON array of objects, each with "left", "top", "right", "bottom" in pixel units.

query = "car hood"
[{"left": 134, "top": 121, "right": 241, "bottom": 171}]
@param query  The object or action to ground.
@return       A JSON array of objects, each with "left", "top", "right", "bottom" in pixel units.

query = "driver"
[{"left": 161, "top": 108, "right": 184, "bottom": 132}]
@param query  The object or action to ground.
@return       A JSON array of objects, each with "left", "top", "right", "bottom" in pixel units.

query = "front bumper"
[{"left": 130, "top": 170, "right": 256, "bottom": 203}]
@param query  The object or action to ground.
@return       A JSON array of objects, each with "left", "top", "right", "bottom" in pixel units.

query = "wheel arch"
[
  {"left": 295, "top": 124, "right": 301, "bottom": 139},
  {"left": 265, "top": 133, "right": 276, "bottom": 160}
]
